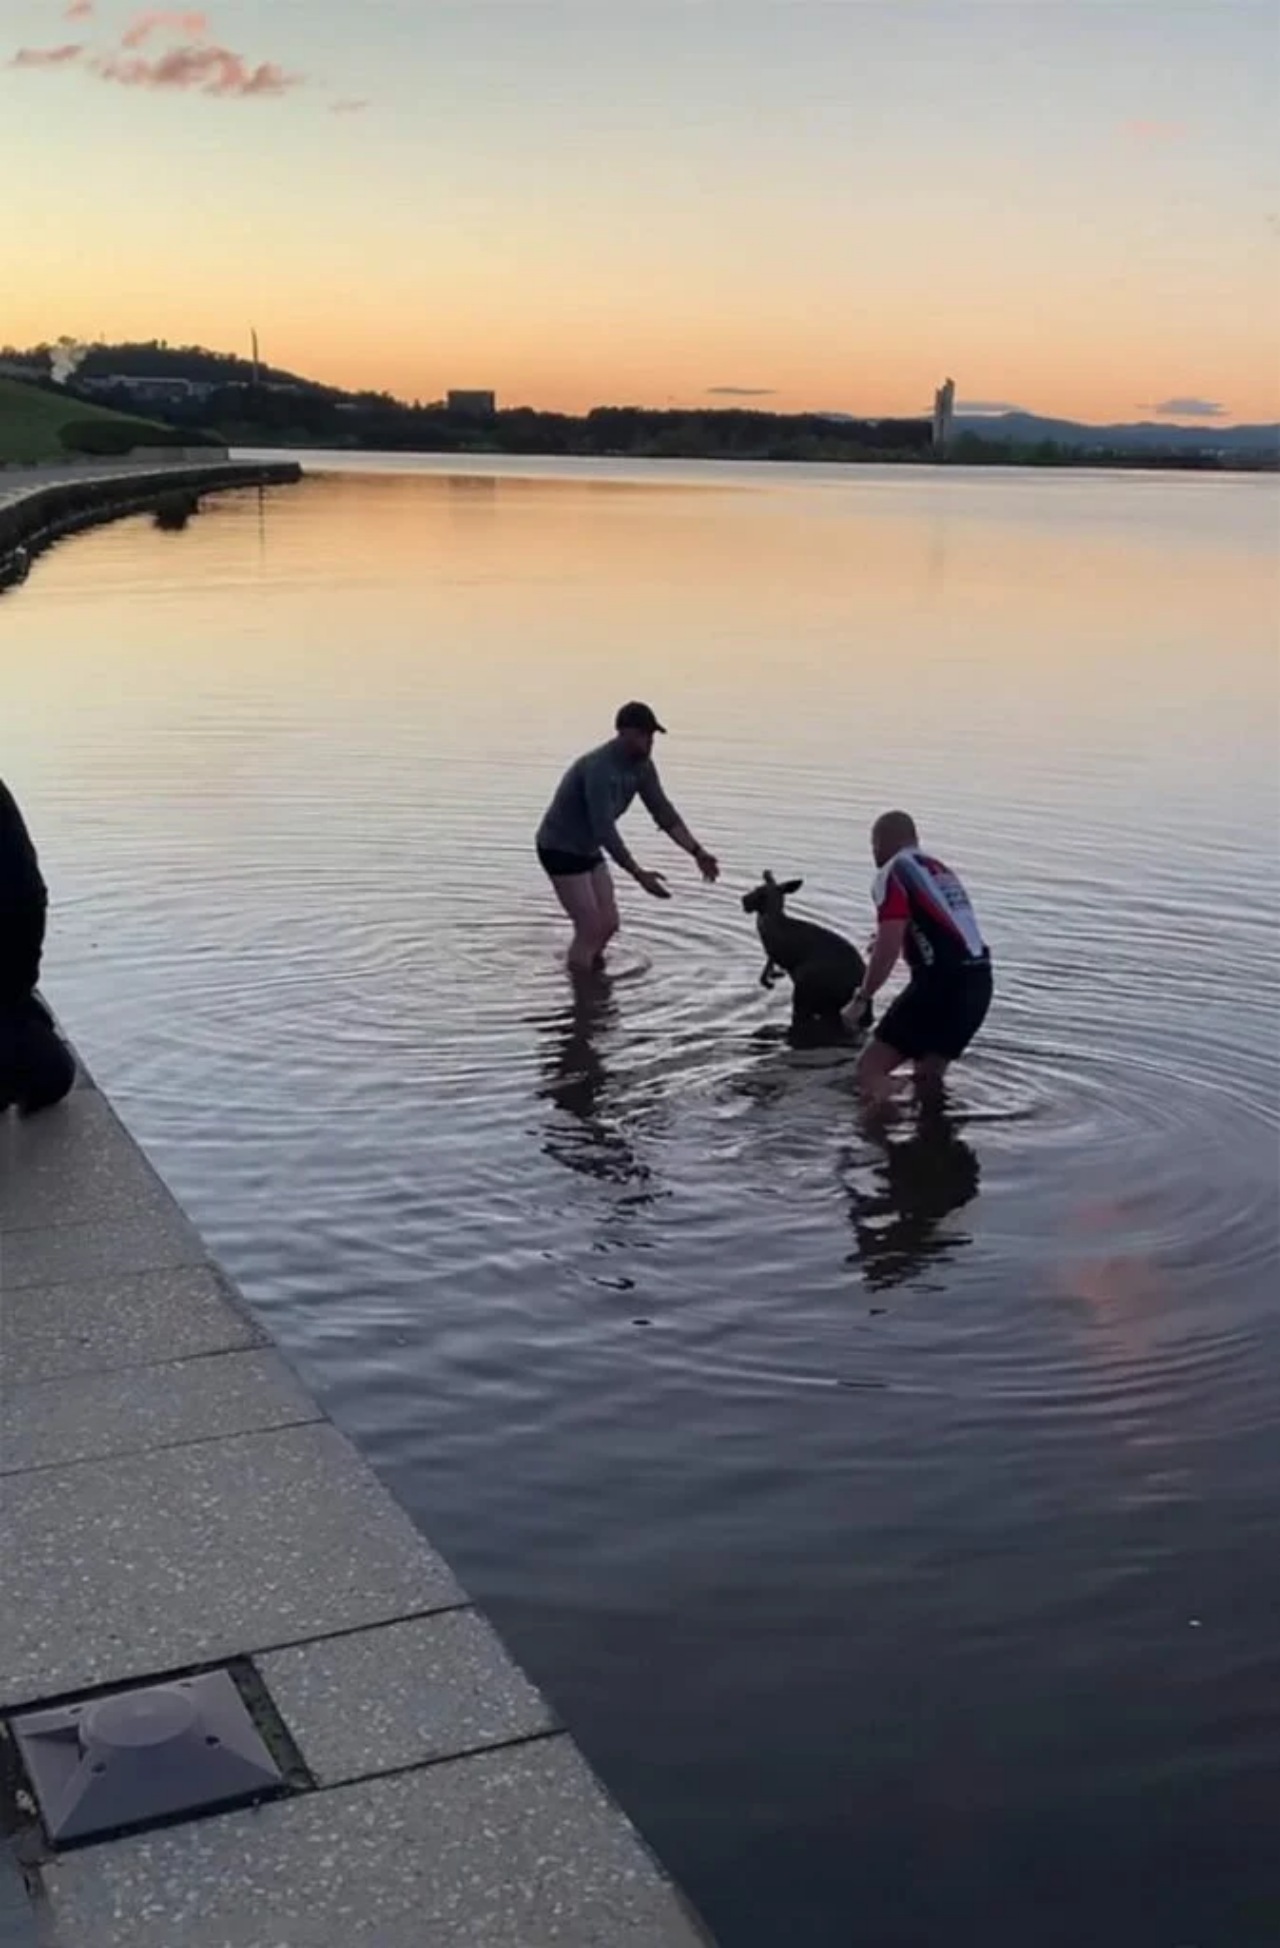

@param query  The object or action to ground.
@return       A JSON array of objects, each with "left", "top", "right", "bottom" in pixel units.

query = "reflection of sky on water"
[{"left": 9, "top": 461, "right": 1278, "bottom": 1948}]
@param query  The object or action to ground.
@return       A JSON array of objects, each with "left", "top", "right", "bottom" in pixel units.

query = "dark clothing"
[
  {"left": 2, "top": 779, "right": 49, "bottom": 1002},
  {"left": 0, "top": 778, "right": 74, "bottom": 1114},
  {"left": 537, "top": 844, "right": 604, "bottom": 879},
  {"left": 876, "top": 958, "right": 993, "bottom": 1063},
  {"left": 536, "top": 738, "right": 680, "bottom": 875},
  {"left": 0, "top": 780, "right": 46, "bottom": 908},
  {"left": 0, "top": 995, "right": 76, "bottom": 1115}
]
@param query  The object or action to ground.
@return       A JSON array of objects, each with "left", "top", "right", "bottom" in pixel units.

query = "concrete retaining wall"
[{"left": 0, "top": 460, "right": 302, "bottom": 589}]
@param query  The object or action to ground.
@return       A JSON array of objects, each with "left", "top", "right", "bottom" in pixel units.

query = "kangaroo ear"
[{"left": 780, "top": 878, "right": 803, "bottom": 896}]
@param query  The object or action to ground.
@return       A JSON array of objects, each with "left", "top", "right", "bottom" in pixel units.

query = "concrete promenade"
[{"left": 0, "top": 1064, "right": 711, "bottom": 1944}]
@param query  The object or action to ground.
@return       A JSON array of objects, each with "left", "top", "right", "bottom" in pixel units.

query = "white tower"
[{"left": 932, "top": 377, "right": 955, "bottom": 458}]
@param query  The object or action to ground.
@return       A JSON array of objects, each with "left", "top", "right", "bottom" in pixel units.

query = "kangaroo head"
[{"left": 741, "top": 870, "right": 804, "bottom": 916}]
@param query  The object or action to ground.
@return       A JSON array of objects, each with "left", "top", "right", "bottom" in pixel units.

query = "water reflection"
[
  {"left": 11, "top": 460, "right": 1278, "bottom": 1948},
  {"left": 445, "top": 472, "right": 499, "bottom": 518},
  {"left": 839, "top": 1104, "right": 981, "bottom": 1292},
  {"left": 533, "top": 971, "right": 654, "bottom": 1195}
]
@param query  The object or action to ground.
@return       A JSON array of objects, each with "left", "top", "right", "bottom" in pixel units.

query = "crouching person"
[
  {"left": 845, "top": 809, "right": 993, "bottom": 1105},
  {"left": 1, "top": 779, "right": 75, "bottom": 1115}
]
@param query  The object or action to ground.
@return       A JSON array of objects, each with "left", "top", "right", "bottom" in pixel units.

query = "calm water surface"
[{"left": 4, "top": 458, "right": 1279, "bottom": 1946}]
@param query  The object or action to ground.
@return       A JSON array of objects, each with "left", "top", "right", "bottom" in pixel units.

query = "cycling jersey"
[{"left": 873, "top": 847, "right": 987, "bottom": 978}]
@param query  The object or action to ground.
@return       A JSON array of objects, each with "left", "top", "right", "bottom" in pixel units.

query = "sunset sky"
[{"left": 6, "top": 1, "right": 1278, "bottom": 423}]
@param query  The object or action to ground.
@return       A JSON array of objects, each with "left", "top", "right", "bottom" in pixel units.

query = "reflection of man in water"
[
  {"left": 536, "top": 973, "right": 650, "bottom": 1190},
  {"left": 1, "top": 780, "right": 76, "bottom": 1116},
  {"left": 841, "top": 1105, "right": 981, "bottom": 1291}
]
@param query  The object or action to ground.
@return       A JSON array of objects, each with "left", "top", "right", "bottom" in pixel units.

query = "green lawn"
[{"left": 0, "top": 377, "right": 169, "bottom": 465}]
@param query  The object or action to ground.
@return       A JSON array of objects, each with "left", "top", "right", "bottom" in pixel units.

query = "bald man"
[{"left": 845, "top": 810, "right": 993, "bottom": 1101}]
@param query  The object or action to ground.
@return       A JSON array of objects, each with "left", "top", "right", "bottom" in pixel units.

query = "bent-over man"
[{"left": 846, "top": 809, "right": 992, "bottom": 1102}]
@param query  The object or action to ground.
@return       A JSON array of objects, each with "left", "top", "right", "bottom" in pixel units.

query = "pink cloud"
[
  {"left": 93, "top": 42, "right": 301, "bottom": 95},
  {"left": 65, "top": 0, "right": 94, "bottom": 19},
  {"left": 8, "top": 15, "right": 301, "bottom": 102},
  {"left": 330, "top": 96, "right": 369, "bottom": 113},
  {"left": 9, "top": 41, "right": 83, "bottom": 65},
  {"left": 121, "top": 11, "right": 209, "bottom": 50}
]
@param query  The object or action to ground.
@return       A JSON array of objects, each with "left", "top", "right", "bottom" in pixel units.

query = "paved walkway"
[
  {"left": 0, "top": 1065, "right": 711, "bottom": 1944},
  {"left": 0, "top": 456, "right": 229, "bottom": 508}
]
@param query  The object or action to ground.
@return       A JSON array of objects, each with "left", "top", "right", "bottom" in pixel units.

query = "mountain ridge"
[{"left": 950, "top": 411, "right": 1277, "bottom": 454}]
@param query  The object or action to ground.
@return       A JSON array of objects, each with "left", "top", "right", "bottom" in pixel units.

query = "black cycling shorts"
[
  {"left": 537, "top": 844, "right": 604, "bottom": 879},
  {"left": 876, "top": 958, "right": 993, "bottom": 1063}
]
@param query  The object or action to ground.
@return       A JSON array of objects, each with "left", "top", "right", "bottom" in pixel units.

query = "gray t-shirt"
[{"left": 537, "top": 739, "right": 681, "bottom": 871}]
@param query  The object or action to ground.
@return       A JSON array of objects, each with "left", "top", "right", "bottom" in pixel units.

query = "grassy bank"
[{"left": 0, "top": 378, "right": 169, "bottom": 465}]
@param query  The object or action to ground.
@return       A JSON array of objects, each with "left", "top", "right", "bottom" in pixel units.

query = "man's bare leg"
[
  {"left": 856, "top": 1035, "right": 908, "bottom": 1108},
  {"left": 549, "top": 871, "right": 605, "bottom": 973},
  {"left": 589, "top": 862, "right": 620, "bottom": 966},
  {"left": 913, "top": 1055, "right": 950, "bottom": 1108}
]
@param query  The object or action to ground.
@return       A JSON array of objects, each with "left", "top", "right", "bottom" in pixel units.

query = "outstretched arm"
[
  {"left": 668, "top": 820, "right": 719, "bottom": 882},
  {"left": 637, "top": 764, "right": 718, "bottom": 882},
  {"left": 856, "top": 919, "right": 907, "bottom": 1005},
  {"left": 844, "top": 866, "right": 910, "bottom": 1024},
  {"left": 583, "top": 760, "right": 669, "bottom": 898}
]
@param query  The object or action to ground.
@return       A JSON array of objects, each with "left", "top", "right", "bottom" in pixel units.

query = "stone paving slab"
[
  {"left": 1, "top": 1348, "right": 319, "bottom": 1475},
  {"left": 0, "top": 1422, "right": 464, "bottom": 1707},
  {"left": 0, "top": 1263, "right": 266, "bottom": 1385},
  {"left": 259, "top": 1610, "right": 557, "bottom": 1785},
  {"left": 0, "top": 1091, "right": 179, "bottom": 1236},
  {"left": 0, "top": 1206, "right": 204, "bottom": 1291},
  {"left": 39, "top": 1736, "right": 711, "bottom": 1948}
]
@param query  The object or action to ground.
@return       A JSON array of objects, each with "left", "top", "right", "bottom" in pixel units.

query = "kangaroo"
[{"left": 741, "top": 871, "right": 872, "bottom": 1038}]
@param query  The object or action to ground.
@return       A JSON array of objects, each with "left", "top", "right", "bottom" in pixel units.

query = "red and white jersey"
[{"left": 873, "top": 847, "right": 987, "bottom": 976}]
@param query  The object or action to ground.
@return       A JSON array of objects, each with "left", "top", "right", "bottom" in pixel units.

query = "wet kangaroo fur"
[{"left": 742, "top": 871, "right": 872, "bottom": 1040}]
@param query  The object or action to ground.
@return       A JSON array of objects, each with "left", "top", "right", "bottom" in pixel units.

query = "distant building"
[
  {"left": 0, "top": 357, "right": 41, "bottom": 381},
  {"left": 446, "top": 389, "right": 497, "bottom": 420},
  {"left": 77, "top": 375, "right": 214, "bottom": 406}
]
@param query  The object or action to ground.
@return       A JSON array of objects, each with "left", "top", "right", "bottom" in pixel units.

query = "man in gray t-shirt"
[{"left": 536, "top": 702, "right": 718, "bottom": 971}]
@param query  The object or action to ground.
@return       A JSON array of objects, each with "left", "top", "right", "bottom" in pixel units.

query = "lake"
[{"left": 4, "top": 456, "right": 1278, "bottom": 1946}]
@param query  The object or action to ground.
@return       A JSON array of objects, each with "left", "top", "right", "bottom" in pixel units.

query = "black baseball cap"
[{"left": 615, "top": 701, "right": 667, "bottom": 735}]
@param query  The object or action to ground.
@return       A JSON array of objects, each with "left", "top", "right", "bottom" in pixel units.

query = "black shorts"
[
  {"left": 876, "top": 959, "right": 993, "bottom": 1063},
  {"left": 537, "top": 844, "right": 604, "bottom": 879}
]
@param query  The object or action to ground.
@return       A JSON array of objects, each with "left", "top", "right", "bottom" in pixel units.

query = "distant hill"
[
  {"left": 6, "top": 342, "right": 1274, "bottom": 469},
  {"left": 0, "top": 377, "right": 177, "bottom": 465},
  {"left": 74, "top": 340, "right": 336, "bottom": 394},
  {"left": 2, "top": 340, "right": 339, "bottom": 399},
  {"left": 952, "top": 411, "right": 1279, "bottom": 456}
]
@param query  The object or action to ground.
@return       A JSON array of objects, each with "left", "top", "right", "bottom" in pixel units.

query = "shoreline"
[
  {"left": 0, "top": 1046, "right": 713, "bottom": 1945},
  {"left": 247, "top": 446, "right": 1274, "bottom": 473},
  {"left": 0, "top": 458, "right": 303, "bottom": 591}
]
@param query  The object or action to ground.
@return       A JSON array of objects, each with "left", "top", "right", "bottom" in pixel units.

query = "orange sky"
[{"left": 5, "top": 1, "right": 1278, "bottom": 423}]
